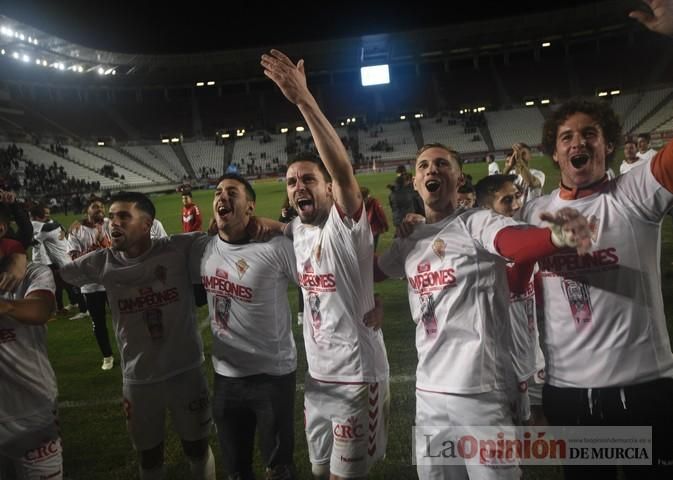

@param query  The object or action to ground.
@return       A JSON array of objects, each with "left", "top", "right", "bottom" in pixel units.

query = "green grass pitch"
[{"left": 46, "top": 155, "right": 673, "bottom": 479}]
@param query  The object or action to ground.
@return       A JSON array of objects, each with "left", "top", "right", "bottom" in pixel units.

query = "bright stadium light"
[
  {"left": 33, "top": 39, "right": 38, "bottom": 46},
  {"left": 35, "top": 58, "right": 40, "bottom": 65},
  {"left": 542, "top": 42, "right": 551, "bottom": 47},
  {"left": 196, "top": 81, "right": 204, "bottom": 87},
  {"left": 221, "top": 133, "right": 230, "bottom": 138},
  {"left": 351, "top": 117, "right": 356, "bottom": 122},
  {"left": 22, "top": 54, "right": 29, "bottom": 63},
  {"left": 525, "top": 101, "right": 535, "bottom": 106},
  {"left": 42, "top": 60, "right": 47, "bottom": 66},
  {"left": 0, "top": 49, "right": 4, "bottom": 55},
  {"left": 296, "top": 126, "right": 305, "bottom": 132},
  {"left": 340, "top": 122, "right": 345, "bottom": 126},
  {"left": 541, "top": 99, "right": 550, "bottom": 104},
  {"left": 58, "top": 63, "right": 65, "bottom": 70},
  {"left": 12, "top": 52, "right": 18, "bottom": 59},
  {"left": 598, "top": 91, "right": 608, "bottom": 97},
  {"left": 280, "top": 127, "right": 289, "bottom": 133},
  {"left": 97, "top": 67, "right": 105, "bottom": 75},
  {"left": 161, "top": 138, "right": 170, "bottom": 144},
  {"left": 360, "top": 64, "right": 390, "bottom": 87},
  {"left": 97, "top": 141, "right": 105, "bottom": 146},
  {"left": 236, "top": 129, "right": 246, "bottom": 137},
  {"left": 18, "top": 33, "right": 24, "bottom": 41},
  {"left": 414, "top": 113, "right": 423, "bottom": 118},
  {"left": 207, "top": 81, "right": 215, "bottom": 86},
  {"left": 400, "top": 115, "right": 406, "bottom": 120},
  {"left": 0, "top": 27, "right": 13, "bottom": 37},
  {"left": 610, "top": 90, "right": 621, "bottom": 95},
  {"left": 170, "top": 137, "right": 180, "bottom": 143},
  {"left": 111, "top": 70, "right": 116, "bottom": 75}
]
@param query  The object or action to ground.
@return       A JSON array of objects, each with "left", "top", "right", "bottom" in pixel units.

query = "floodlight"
[
  {"left": 97, "top": 141, "right": 105, "bottom": 146},
  {"left": 610, "top": 90, "right": 620, "bottom": 95},
  {"left": 161, "top": 138, "right": 170, "bottom": 144},
  {"left": 525, "top": 101, "right": 535, "bottom": 106},
  {"left": 222, "top": 133, "right": 230, "bottom": 138},
  {"left": 280, "top": 128, "right": 288, "bottom": 133},
  {"left": 12, "top": 52, "right": 18, "bottom": 59},
  {"left": 360, "top": 64, "right": 390, "bottom": 86},
  {"left": 207, "top": 81, "right": 215, "bottom": 86},
  {"left": 296, "top": 126, "right": 305, "bottom": 132},
  {"left": 597, "top": 91, "right": 608, "bottom": 97},
  {"left": 542, "top": 42, "right": 551, "bottom": 47},
  {"left": 98, "top": 67, "right": 105, "bottom": 75},
  {"left": 196, "top": 82, "right": 204, "bottom": 87},
  {"left": 170, "top": 137, "right": 180, "bottom": 143},
  {"left": 400, "top": 115, "right": 406, "bottom": 120},
  {"left": 541, "top": 99, "right": 550, "bottom": 104}
]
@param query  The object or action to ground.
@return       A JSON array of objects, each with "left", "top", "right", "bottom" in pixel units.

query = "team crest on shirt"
[
  {"left": 432, "top": 238, "right": 446, "bottom": 260},
  {"left": 154, "top": 265, "right": 167, "bottom": 284},
  {"left": 235, "top": 259, "right": 249, "bottom": 279},
  {"left": 588, "top": 215, "right": 600, "bottom": 242}
]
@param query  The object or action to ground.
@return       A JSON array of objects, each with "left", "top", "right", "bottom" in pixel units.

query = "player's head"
[
  {"left": 86, "top": 199, "right": 106, "bottom": 224},
  {"left": 181, "top": 191, "right": 193, "bottom": 206},
  {"left": 485, "top": 153, "right": 495, "bottom": 164},
  {"left": 413, "top": 143, "right": 464, "bottom": 215},
  {"left": 286, "top": 152, "right": 333, "bottom": 226},
  {"left": 624, "top": 139, "right": 638, "bottom": 162},
  {"left": 456, "top": 184, "right": 476, "bottom": 208},
  {"left": 212, "top": 174, "right": 256, "bottom": 236},
  {"left": 541, "top": 98, "right": 620, "bottom": 189},
  {"left": 30, "top": 203, "right": 49, "bottom": 221},
  {"left": 636, "top": 133, "right": 651, "bottom": 153},
  {"left": 515, "top": 143, "right": 532, "bottom": 165},
  {"left": 475, "top": 174, "right": 521, "bottom": 217},
  {"left": 108, "top": 192, "right": 155, "bottom": 254}
]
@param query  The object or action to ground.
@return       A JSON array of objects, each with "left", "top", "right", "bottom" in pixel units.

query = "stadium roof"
[{"left": 0, "top": 0, "right": 654, "bottom": 84}]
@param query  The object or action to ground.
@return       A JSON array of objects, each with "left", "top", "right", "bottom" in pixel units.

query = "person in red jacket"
[
  {"left": 361, "top": 186, "right": 388, "bottom": 251},
  {"left": 181, "top": 192, "right": 202, "bottom": 232}
]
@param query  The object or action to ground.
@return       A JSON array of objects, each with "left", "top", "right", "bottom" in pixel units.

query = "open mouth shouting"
[
  {"left": 570, "top": 153, "right": 590, "bottom": 169},
  {"left": 216, "top": 204, "right": 232, "bottom": 218},
  {"left": 295, "top": 196, "right": 315, "bottom": 215},
  {"left": 425, "top": 179, "right": 441, "bottom": 193}
]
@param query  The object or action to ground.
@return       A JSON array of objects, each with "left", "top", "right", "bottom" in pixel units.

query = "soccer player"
[
  {"left": 486, "top": 153, "right": 500, "bottom": 175},
  {"left": 67, "top": 199, "right": 114, "bottom": 369},
  {"left": 0, "top": 236, "right": 60, "bottom": 480},
  {"left": 375, "top": 143, "right": 591, "bottom": 479},
  {"left": 182, "top": 192, "right": 203, "bottom": 232},
  {"left": 60, "top": 192, "right": 215, "bottom": 480},
  {"left": 503, "top": 143, "right": 546, "bottom": 204},
  {"left": 636, "top": 132, "right": 658, "bottom": 162},
  {"left": 262, "top": 49, "right": 389, "bottom": 479},
  {"left": 151, "top": 218, "right": 168, "bottom": 239},
  {"left": 475, "top": 174, "right": 546, "bottom": 424},
  {"left": 30, "top": 204, "right": 86, "bottom": 317},
  {"left": 619, "top": 139, "right": 646, "bottom": 175},
  {"left": 191, "top": 174, "right": 298, "bottom": 480},
  {"left": 456, "top": 183, "right": 477, "bottom": 208}
]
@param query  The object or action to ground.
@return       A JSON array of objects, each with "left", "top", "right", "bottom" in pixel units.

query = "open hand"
[{"left": 540, "top": 207, "right": 592, "bottom": 255}]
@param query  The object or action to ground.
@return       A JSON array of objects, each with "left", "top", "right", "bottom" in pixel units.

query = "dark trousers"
[
  {"left": 296, "top": 287, "right": 303, "bottom": 314},
  {"left": 49, "top": 265, "right": 84, "bottom": 312},
  {"left": 543, "top": 379, "right": 673, "bottom": 479},
  {"left": 212, "top": 371, "right": 296, "bottom": 479},
  {"left": 84, "top": 291, "right": 113, "bottom": 358}
]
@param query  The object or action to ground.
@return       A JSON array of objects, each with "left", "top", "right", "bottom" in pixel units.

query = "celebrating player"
[{"left": 262, "top": 49, "right": 389, "bottom": 480}]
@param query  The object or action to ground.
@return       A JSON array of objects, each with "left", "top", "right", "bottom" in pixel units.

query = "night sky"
[{"left": 1, "top": 0, "right": 639, "bottom": 54}]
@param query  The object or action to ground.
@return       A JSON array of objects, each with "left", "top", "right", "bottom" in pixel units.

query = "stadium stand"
[
  {"left": 123, "top": 144, "right": 187, "bottom": 180},
  {"left": 420, "top": 116, "right": 489, "bottom": 153},
  {"left": 612, "top": 87, "right": 673, "bottom": 133},
  {"left": 182, "top": 140, "right": 226, "bottom": 178},
  {"left": 358, "top": 121, "right": 418, "bottom": 163},
  {"left": 231, "top": 132, "right": 288, "bottom": 175},
  {"left": 91, "top": 146, "right": 173, "bottom": 184},
  {"left": 485, "top": 107, "right": 544, "bottom": 150}
]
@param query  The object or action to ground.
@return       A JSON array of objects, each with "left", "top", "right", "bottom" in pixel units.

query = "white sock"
[
  {"left": 189, "top": 446, "right": 215, "bottom": 480},
  {"left": 140, "top": 465, "right": 164, "bottom": 480}
]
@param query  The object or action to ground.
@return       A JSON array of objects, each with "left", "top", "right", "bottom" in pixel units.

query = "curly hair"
[{"left": 541, "top": 98, "right": 622, "bottom": 166}]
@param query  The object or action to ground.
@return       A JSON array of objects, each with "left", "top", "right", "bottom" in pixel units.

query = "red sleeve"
[
  {"left": 0, "top": 238, "right": 26, "bottom": 256},
  {"left": 650, "top": 140, "right": 673, "bottom": 192},
  {"left": 506, "top": 263, "right": 535, "bottom": 294},
  {"left": 373, "top": 255, "right": 388, "bottom": 282},
  {"left": 494, "top": 226, "right": 559, "bottom": 264}
]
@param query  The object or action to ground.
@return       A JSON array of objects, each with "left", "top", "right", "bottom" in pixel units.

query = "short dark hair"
[
  {"left": 624, "top": 138, "right": 637, "bottom": 146},
  {"left": 30, "top": 203, "right": 48, "bottom": 219},
  {"left": 457, "top": 184, "right": 475, "bottom": 195},
  {"left": 181, "top": 191, "right": 193, "bottom": 198},
  {"left": 216, "top": 173, "right": 256, "bottom": 202},
  {"left": 541, "top": 98, "right": 622, "bottom": 166},
  {"left": 485, "top": 153, "right": 495, "bottom": 162},
  {"left": 475, "top": 174, "right": 518, "bottom": 208},
  {"left": 110, "top": 191, "right": 156, "bottom": 220},
  {"left": 416, "top": 143, "right": 463, "bottom": 169},
  {"left": 637, "top": 132, "right": 651, "bottom": 143},
  {"left": 287, "top": 152, "right": 332, "bottom": 182}
]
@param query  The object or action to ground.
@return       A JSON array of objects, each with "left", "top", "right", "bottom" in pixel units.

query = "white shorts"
[
  {"left": 122, "top": 367, "right": 212, "bottom": 451},
  {"left": 415, "top": 388, "right": 519, "bottom": 480},
  {"left": 0, "top": 409, "right": 62, "bottom": 480},
  {"left": 304, "top": 376, "right": 389, "bottom": 478}
]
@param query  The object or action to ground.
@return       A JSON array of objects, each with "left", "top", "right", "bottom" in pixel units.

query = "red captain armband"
[
  {"left": 0, "top": 238, "right": 26, "bottom": 257},
  {"left": 651, "top": 140, "right": 673, "bottom": 193}
]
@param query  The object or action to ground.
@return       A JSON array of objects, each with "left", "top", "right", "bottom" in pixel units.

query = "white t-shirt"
[
  {"left": 0, "top": 263, "right": 56, "bottom": 425},
  {"left": 488, "top": 162, "right": 500, "bottom": 176},
  {"left": 31, "top": 220, "right": 49, "bottom": 266},
  {"left": 378, "top": 209, "right": 519, "bottom": 394},
  {"left": 636, "top": 148, "right": 657, "bottom": 162},
  {"left": 515, "top": 168, "right": 546, "bottom": 204},
  {"left": 66, "top": 224, "right": 109, "bottom": 293},
  {"left": 33, "top": 221, "right": 72, "bottom": 268},
  {"left": 508, "top": 267, "right": 545, "bottom": 383},
  {"left": 151, "top": 219, "right": 168, "bottom": 240},
  {"left": 192, "top": 235, "right": 298, "bottom": 377},
  {"left": 518, "top": 158, "right": 673, "bottom": 388},
  {"left": 60, "top": 234, "right": 205, "bottom": 384},
  {"left": 619, "top": 158, "right": 647, "bottom": 175},
  {"left": 289, "top": 204, "right": 389, "bottom": 383}
]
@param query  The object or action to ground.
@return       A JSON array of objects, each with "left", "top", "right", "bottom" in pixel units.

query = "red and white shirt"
[
  {"left": 67, "top": 224, "right": 109, "bottom": 293},
  {"left": 288, "top": 204, "right": 389, "bottom": 383},
  {"left": 378, "top": 209, "right": 519, "bottom": 394},
  {"left": 182, "top": 204, "right": 202, "bottom": 232},
  {"left": 60, "top": 234, "right": 205, "bottom": 385},
  {"left": 518, "top": 147, "right": 673, "bottom": 388},
  {"left": 191, "top": 235, "right": 298, "bottom": 377}
]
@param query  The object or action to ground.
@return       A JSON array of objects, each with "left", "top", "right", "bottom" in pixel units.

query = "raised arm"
[
  {"left": 261, "top": 49, "right": 362, "bottom": 216},
  {"left": 629, "top": 0, "right": 673, "bottom": 36},
  {"left": 0, "top": 290, "right": 54, "bottom": 326}
]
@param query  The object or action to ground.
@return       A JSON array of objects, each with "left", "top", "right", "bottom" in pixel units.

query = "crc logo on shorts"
[
  {"left": 24, "top": 438, "right": 61, "bottom": 462},
  {"left": 334, "top": 416, "right": 365, "bottom": 441}
]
